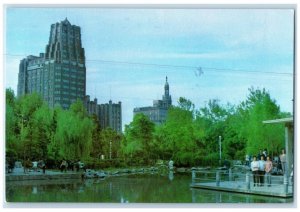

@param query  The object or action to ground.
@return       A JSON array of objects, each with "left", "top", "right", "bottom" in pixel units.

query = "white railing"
[{"left": 191, "top": 169, "right": 293, "bottom": 194}]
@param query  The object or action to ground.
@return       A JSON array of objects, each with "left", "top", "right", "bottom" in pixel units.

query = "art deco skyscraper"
[{"left": 17, "top": 18, "right": 86, "bottom": 109}]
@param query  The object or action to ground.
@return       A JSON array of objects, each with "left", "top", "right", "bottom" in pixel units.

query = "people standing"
[
  {"left": 245, "top": 154, "right": 250, "bottom": 166},
  {"left": 251, "top": 156, "right": 259, "bottom": 187},
  {"left": 265, "top": 156, "right": 273, "bottom": 187},
  {"left": 258, "top": 156, "right": 266, "bottom": 186},
  {"left": 32, "top": 160, "right": 38, "bottom": 172},
  {"left": 24, "top": 158, "right": 31, "bottom": 174},
  {"left": 257, "top": 150, "right": 263, "bottom": 161},
  {"left": 280, "top": 149, "right": 287, "bottom": 175},
  {"left": 263, "top": 149, "right": 268, "bottom": 159},
  {"left": 60, "top": 159, "right": 67, "bottom": 172},
  {"left": 39, "top": 160, "right": 46, "bottom": 174}
]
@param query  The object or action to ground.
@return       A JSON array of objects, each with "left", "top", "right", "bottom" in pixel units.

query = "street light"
[
  {"left": 109, "top": 141, "right": 112, "bottom": 160},
  {"left": 219, "top": 136, "right": 222, "bottom": 166}
]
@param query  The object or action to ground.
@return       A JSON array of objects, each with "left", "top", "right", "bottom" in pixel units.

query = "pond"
[{"left": 6, "top": 172, "right": 293, "bottom": 204}]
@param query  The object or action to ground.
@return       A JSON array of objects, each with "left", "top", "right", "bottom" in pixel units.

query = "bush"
[{"left": 82, "top": 158, "right": 128, "bottom": 169}]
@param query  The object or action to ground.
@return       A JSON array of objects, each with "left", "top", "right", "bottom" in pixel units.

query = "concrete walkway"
[
  {"left": 6, "top": 168, "right": 82, "bottom": 181},
  {"left": 191, "top": 181, "right": 293, "bottom": 198}
]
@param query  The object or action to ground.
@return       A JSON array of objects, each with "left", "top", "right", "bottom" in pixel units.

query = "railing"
[{"left": 191, "top": 169, "right": 293, "bottom": 194}]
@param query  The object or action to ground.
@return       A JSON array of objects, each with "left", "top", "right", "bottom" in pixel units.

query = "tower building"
[
  {"left": 133, "top": 76, "right": 172, "bottom": 124},
  {"left": 17, "top": 18, "right": 122, "bottom": 132}
]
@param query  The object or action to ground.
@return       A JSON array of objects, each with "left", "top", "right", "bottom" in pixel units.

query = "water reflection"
[
  {"left": 32, "top": 186, "right": 37, "bottom": 194},
  {"left": 6, "top": 173, "right": 293, "bottom": 203},
  {"left": 168, "top": 171, "right": 174, "bottom": 181}
]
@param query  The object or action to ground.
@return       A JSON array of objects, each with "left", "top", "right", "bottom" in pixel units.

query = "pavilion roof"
[{"left": 263, "top": 117, "right": 293, "bottom": 124}]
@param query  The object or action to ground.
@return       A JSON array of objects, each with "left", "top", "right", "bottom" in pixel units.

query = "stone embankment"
[
  {"left": 6, "top": 171, "right": 82, "bottom": 181},
  {"left": 83, "top": 167, "right": 161, "bottom": 179},
  {"left": 6, "top": 166, "right": 211, "bottom": 181}
]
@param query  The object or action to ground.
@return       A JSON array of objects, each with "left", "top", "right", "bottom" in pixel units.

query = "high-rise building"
[
  {"left": 99, "top": 100, "right": 122, "bottom": 133},
  {"left": 17, "top": 18, "right": 86, "bottom": 109},
  {"left": 133, "top": 77, "right": 172, "bottom": 124},
  {"left": 84, "top": 96, "right": 122, "bottom": 133},
  {"left": 17, "top": 18, "right": 123, "bottom": 132},
  {"left": 84, "top": 95, "right": 99, "bottom": 116}
]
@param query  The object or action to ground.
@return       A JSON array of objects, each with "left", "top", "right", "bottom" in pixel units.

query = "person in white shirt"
[
  {"left": 32, "top": 161, "right": 38, "bottom": 172},
  {"left": 251, "top": 156, "right": 259, "bottom": 187},
  {"left": 280, "top": 149, "right": 287, "bottom": 175},
  {"left": 258, "top": 156, "right": 266, "bottom": 186}
]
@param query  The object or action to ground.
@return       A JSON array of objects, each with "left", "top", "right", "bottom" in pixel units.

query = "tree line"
[
  {"left": 5, "top": 87, "right": 291, "bottom": 169},
  {"left": 5, "top": 89, "right": 121, "bottom": 169},
  {"left": 121, "top": 87, "right": 290, "bottom": 167}
]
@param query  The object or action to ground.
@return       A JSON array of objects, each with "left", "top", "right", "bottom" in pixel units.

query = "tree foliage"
[
  {"left": 6, "top": 86, "right": 290, "bottom": 168},
  {"left": 121, "top": 113, "right": 155, "bottom": 164},
  {"left": 5, "top": 90, "right": 110, "bottom": 168},
  {"left": 121, "top": 87, "right": 289, "bottom": 167}
]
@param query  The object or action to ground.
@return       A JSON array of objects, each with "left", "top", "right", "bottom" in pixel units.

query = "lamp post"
[
  {"left": 219, "top": 136, "right": 222, "bottom": 166},
  {"left": 109, "top": 141, "right": 112, "bottom": 160}
]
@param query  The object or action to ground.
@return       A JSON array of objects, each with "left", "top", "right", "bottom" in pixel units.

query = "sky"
[{"left": 4, "top": 7, "right": 294, "bottom": 129}]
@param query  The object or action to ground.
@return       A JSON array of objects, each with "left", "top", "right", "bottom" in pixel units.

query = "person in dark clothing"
[
  {"left": 257, "top": 149, "right": 264, "bottom": 161},
  {"left": 39, "top": 160, "right": 46, "bottom": 174}
]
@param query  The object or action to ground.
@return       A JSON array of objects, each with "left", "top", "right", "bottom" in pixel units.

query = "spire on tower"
[
  {"left": 62, "top": 17, "right": 70, "bottom": 25},
  {"left": 164, "top": 76, "right": 169, "bottom": 90},
  {"left": 162, "top": 76, "right": 171, "bottom": 108}
]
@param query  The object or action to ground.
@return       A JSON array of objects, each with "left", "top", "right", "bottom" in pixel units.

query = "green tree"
[
  {"left": 31, "top": 105, "right": 52, "bottom": 159},
  {"left": 194, "top": 99, "right": 229, "bottom": 165},
  {"left": 178, "top": 97, "right": 195, "bottom": 112},
  {"left": 99, "top": 128, "right": 122, "bottom": 159},
  {"left": 47, "top": 108, "right": 60, "bottom": 164},
  {"left": 90, "top": 114, "right": 102, "bottom": 159},
  {"left": 161, "top": 103, "right": 196, "bottom": 166},
  {"left": 53, "top": 101, "right": 93, "bottom": 161},
  {"left": 6, "top": 89, "right": 18, "bottom": 164},
  {"left": 14, "top": 93, "right": 44, "bottom": 161},
  {"left": 240, "top": 87, "right": 285, "bottom": 156},
  {"left": 122, "top": 113, "right": 155, "bottom": 164}
]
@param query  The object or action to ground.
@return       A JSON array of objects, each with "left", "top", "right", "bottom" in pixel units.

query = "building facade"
[
  {"left": 84, "top": 96, "right": 122, "bottom": 133},
  {"left": 99, "top": 100, "right": 122, "bottom": 133},
  {"left": 133, "top": 77, "right": 172, "bottom": 124},
  {"left": 17, "top": 18, "right": 86, "bottom": 109},
  {"left": 17, "top": 18, "right": 122, "bottom": 133},
  {"left": 84, "top": 95, "right": 99, "bottom": 116}
]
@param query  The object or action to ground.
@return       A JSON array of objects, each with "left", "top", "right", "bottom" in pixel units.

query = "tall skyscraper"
[
  {"left": 17, "top": 18, "right": 123, "bottom": 132},
  {"left": 17, "top": 18, "right": 86, "bottom": 109},
  {"left": 133, "top": 76, "right": 172, "bottom": 125}
]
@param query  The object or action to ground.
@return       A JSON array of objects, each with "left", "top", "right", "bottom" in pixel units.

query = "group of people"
[
  {"left": 23, "top": 159, "right": 46, "bottom": 174},
  {"left": 60, "top": 159, "right": 85, "bottom": 172},
  {"left": 250, "top": 149, "right": 287, "bottom": 187}
]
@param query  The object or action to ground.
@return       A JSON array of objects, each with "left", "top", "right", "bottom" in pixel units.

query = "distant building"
[
  {"left": 84, "top": 95, "right": 99, "bottom": 116},
  {"left": 133, "top": 77, "right": 172, "bottom": 124},
  {"left": 99, "top": 100, "right": 122, "bottom": 133},
  {"left": 18, "top": 54, "right": 45, "bottom": 97},
  {"left": 17, "top": 18, "right": 86, "bottom": 109},
  {"left": 84, "top": 96, "right": 122, "bottom": 133}
]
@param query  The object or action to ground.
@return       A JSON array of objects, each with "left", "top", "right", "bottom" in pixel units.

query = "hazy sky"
[{"left": 4, "top": 7, "right": 294, "bottom": 128}]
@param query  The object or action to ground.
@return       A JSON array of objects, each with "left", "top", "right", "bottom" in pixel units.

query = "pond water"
[{"left": 6, "top": 172, "right": 293, "bottom": 204}]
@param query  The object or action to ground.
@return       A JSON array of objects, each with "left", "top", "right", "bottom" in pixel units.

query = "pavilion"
[{"left": 263, "top": 117, "right": 294, "bottom": 177}]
